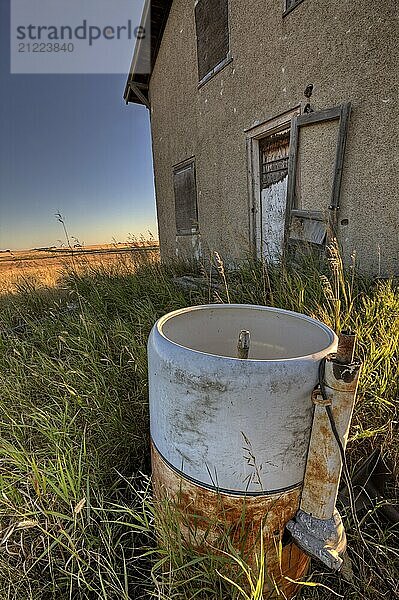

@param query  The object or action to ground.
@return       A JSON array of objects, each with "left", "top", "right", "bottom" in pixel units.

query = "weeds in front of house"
[{"left": 0, "top": 245, "right": 397, "bottom": 598}]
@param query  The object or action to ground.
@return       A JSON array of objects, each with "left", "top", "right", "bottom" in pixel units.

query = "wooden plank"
[
  {"left": 132, "top": 82, "right": 149, "bottom": 90},
  {"left": 252, "top": 139, "right": 262, "bottom": 257},
  {"left": 129, "top": 83, "right": 150, "bottom": 109},
  {"left": 244, "top": 105, "right": 301, "bottom": 137},
  {"left": 297, "top": 106, "right": 341, "bottom": 127},
  {"left": 328, "top": 103, "right": 351, "bottom": 239},
  {"left": 289, "top": 217, "right": 327, "bottom": 245},
  {"left": 283, "top": 115, "right": 299, "bottom": 251},
  {"left": 246, "top": 137, "right": 257, "bottom": 256},
  {"left": 330, "top": 103, "right": 351, "bottom": 211},
  {"left": 291, "top": 209, "right": 325, "bottom": 221}
]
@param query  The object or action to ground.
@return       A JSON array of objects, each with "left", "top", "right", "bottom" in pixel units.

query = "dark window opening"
[
  {"left": 174, "top": 160, "right": 199, "bottom": 235},
  {"left": 195, "top": 0, "right": 230, "bottom": 82}
]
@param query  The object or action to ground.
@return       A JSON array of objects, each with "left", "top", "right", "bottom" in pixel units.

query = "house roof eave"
[{"left": 124, "top": 0, "right": 173, "bottom": 107}]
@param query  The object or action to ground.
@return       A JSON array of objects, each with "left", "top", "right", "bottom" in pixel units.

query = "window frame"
[
  {"left": 173, "top": 158, "right": 199, "bottom": 237},
  {"left": 284, "top": 103, "right": 351, "bottom": 250},
  {"left": 194, "top": 0, "right": 232, "bottom": 88}
]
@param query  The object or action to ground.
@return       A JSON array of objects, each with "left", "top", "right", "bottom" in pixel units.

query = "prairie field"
[
  {"left": 0, "top": 247, "right": 397, "bottom": 599},
  {"left": 0, "top": 243, "right": 159, "bottom": 295}
]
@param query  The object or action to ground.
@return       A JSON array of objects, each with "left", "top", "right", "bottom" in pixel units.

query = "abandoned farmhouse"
[{"left": 125, "top": 0, "right": 399, "bottom": 276}]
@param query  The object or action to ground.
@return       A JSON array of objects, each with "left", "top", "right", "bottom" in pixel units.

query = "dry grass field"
[
  {"left": 0, "top": 245, "right": 397, "bottom": 599},
  {"left": 0, "top": 242, "right": 159, "bottom": 294}
]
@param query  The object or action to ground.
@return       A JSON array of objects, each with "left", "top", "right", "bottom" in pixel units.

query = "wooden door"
[{"left": 260, "top": 129, "right": 290, "bottom": 263}]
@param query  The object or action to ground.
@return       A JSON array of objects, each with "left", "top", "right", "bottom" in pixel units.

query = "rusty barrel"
[{"left": 148, "top": 304, "right": 338, "bottom": 598}]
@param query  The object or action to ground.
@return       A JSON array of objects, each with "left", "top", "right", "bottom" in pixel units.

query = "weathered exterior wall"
[
  {"left": 297, "top": 120, "right": 338, "bottom": 213},
  {"left": 149, "top": 0, "right": 399, "bottom": 275}
]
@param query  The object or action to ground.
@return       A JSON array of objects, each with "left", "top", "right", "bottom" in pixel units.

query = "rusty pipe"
[
  {"left": 300, "top": 355, "right": 362, "bottom": 519},
  {"left": 336, "top": 330, "right": 356, "bottom": 365},
  {"left": 287, "top": 332, "right": 362, "bottom": 570},
  {"left": 237, "top": 330, "right": 250, "bottom": 359}
]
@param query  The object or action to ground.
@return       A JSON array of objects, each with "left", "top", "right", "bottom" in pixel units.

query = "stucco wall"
[
  {"left": 297, "top": 120, "right": 338, "bottom": 213},
  {"left": 149, "top": 0, "right": 399, "bottom": 275}
]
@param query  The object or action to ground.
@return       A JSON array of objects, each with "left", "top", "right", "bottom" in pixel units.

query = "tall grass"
[{"left": 0, "top": 249, "right": 397, "bottom": 599}]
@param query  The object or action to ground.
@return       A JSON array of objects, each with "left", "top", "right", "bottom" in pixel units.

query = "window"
[
  {"left": 195, "top": 0, "right": 230, "bottom": 83},
  {"left": 173, "top": 160, "right": 199, "bottom": 235}
]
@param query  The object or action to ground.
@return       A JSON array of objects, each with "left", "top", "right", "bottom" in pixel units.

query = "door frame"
[{"left": 245, "top": 106, "right": 301, "bottom": 259}]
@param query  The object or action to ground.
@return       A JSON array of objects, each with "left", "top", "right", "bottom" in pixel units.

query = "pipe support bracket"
[{"left": 286, "top": 508, "right": 346, "bottom": 571}]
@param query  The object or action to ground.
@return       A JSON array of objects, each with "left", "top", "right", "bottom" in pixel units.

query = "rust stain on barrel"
[{"left": 152, "top": 443, "right": 309, "bottom": 599}]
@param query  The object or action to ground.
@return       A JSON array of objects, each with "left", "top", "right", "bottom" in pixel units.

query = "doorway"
[
  {"left": 259, "top": 129, "right": 290, "bottom": 262},
  {"left": 246, "top": 106, "right": 300, "bottom": 262}
]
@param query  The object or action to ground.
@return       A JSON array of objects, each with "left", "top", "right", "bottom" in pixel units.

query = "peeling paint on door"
[{"left": 260, "top": 130, "right": 290, "bottom": 263}]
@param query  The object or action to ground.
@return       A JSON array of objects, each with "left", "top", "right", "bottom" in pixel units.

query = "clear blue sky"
[{"left": 0, "top": 0, "right": 156, "bottom": 250}]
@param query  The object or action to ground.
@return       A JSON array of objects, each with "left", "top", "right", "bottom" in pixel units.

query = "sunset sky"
[{"left": 0, "top": 0, "right": 157, "bottom": 251}]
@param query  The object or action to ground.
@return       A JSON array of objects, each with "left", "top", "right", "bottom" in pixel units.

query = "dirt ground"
[{"left": 0, "top": 243, "right": 159, "bottom": 294}]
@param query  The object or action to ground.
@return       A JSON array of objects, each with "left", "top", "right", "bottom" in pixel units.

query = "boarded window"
[
  {"left": 195, "top": 0, "right": 229, "bottom": 82},
  {"left": 174, "top": 161, "right": 199, "bottom": 235}
]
